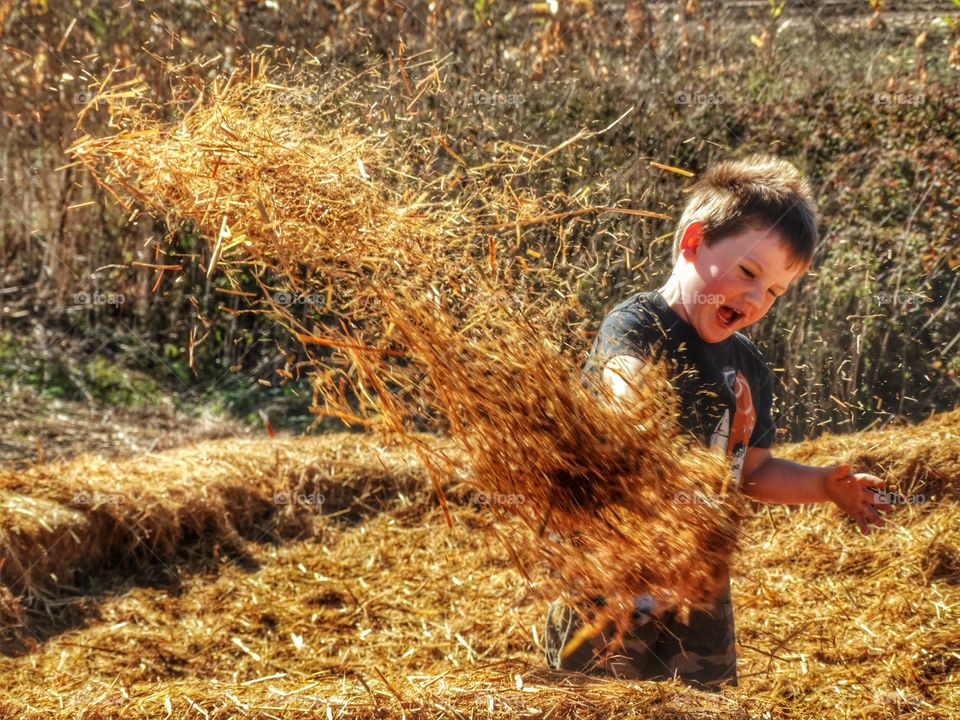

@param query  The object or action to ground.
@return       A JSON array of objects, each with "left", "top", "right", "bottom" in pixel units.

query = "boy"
[{"left": 543, "top": 154, "right": 890, "bottom": 689}]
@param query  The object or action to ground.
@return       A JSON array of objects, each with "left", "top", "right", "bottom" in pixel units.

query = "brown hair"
[{"left": 672, "top": 154, "right": 819, "bottom": 267}]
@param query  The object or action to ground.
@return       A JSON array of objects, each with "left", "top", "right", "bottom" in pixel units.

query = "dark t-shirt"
[{"left": 584, "top": 290, "right": 776, "bottom": 488}]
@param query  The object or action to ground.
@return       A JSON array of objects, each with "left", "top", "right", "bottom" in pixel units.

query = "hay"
[
  {"left": 0, "top": 492, "right": 97, "bottom": 597},
  {"left": 69, "top": 64, "right": 743, "bottom": 624},
  {"left": 68, "top": 68, "right": 474, "bottom": 354},
  {"left": 778, "top": 407, "right": 960, "bottom": 501},
  {"left": 385, "top": 299, "right": 743, "bottom": 619},
  {"left": 0, "top": 434, "right": 445, "bottom": 643},
  {"left": 0, "top": 414, "right": 957, "bottom": 717}
]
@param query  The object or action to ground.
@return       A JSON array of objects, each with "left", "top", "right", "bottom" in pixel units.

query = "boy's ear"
[{"left": 679, "top": 221, "right": 705, "bottom": 255}]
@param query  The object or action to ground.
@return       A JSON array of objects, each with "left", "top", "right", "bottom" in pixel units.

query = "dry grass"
[
  {"left": 69, "top": 65, "right": 744, "bottom": 626},
  {"left": 0, "top": 385, "right": 251, "bottom": 467},
  {"left": 71, "top": 76, "right": 434, "bottom": 335},
  {"left": 0, "top": 409, "right": 957, "bottom": 718},
  {"left": 0, "top": 433, "right": 447, "bottom": 654},
  {"left": 777, "top": 408, "right": 960, "bottom": 501},
  {"left": 386, "top": 299, "right": 744, "bottom": 619}
]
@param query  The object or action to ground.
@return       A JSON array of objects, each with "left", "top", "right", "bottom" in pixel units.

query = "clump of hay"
[
  {"left": 768, "top": 409, "right": 960, "bottom": 585},
  {"left": 779, "top": 407, "right": 960, "bottom": 502},
  {"left": 71, "top": 73, "right": 436, "bottom": 335},
  {"left": 0, "top": 493, "right": 98, "bottom": 599},
  {"left": 380, "top": 299, "right": 743, "bottom": 619}
]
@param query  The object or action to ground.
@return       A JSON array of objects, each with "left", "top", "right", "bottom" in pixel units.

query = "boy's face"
[{"left": 673, "top": 223, "right": 806, "bottom": 343}]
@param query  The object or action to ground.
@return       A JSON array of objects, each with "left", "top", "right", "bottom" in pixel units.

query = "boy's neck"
[{"left": 657, "top": 277, "right": 691, "bottom": 325}]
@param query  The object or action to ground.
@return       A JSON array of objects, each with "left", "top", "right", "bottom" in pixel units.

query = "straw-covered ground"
[
  {"left": 0, "top": 409, "right": 957, "bottom": 719},
  {"left": 38, "top": 58, "right": 959, "bottom": 718}
]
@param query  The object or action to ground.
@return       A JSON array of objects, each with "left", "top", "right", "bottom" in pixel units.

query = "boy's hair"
[{"left": 672, "top": 154, "right": 819, "bottom": 268}]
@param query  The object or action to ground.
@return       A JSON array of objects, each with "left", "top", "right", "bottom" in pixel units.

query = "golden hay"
[
  {"left": 69, "top": 66, "right": 743, "bottom": 622},
  {"left": 385, "top": 299, "right": 743, "bottom": 618},
  {"left": 0, "top": 434, "right": 447, "bottom": 645},
  {"left": 69, "top": 71, "right": 469, "bottom": 352},
  {"left": 0, "top": 492, "right": 98, "bottom": 598},
  {"left": 0, "top": 411, "right": 957, "bottom": 718},
  {"left": 778, "top": 407, "right": 960, "bottom": 501}
]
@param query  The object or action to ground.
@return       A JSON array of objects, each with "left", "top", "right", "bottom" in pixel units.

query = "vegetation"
[{"left": 1, "top": 0, "right": 958, "bottom": 440}]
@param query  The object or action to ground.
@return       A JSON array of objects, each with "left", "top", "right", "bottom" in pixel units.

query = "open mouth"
[{"left": 716, "top": 305, "right": 744, "bottom": 329}]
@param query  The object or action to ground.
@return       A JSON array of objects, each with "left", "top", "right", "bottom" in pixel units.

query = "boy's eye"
[{"left": 739, "top": 265, "right": 755, "bottom": 279}]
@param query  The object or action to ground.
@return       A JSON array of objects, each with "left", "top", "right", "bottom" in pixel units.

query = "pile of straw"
[
  {"left": 779, "top": 407, "right": 960, "bottom": 501},
  {"left": 0, "top": 434, "right": 442, "bottom": 652},
  {"left": 69, "top": 64, "right": 742, "bottom": 624},
  {"left": 0, "top": 409, "right": 957, "bottom": 717}
]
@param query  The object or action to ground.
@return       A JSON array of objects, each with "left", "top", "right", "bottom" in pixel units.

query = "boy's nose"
[{"left": 745, "top": 285, "right": 765, "bottom": 309}]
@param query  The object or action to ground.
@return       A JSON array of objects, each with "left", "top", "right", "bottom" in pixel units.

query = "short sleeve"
[{"left": 583, "top": 306, "right": 664, "bottom": 375}]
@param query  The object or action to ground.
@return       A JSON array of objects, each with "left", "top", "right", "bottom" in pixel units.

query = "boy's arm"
[
  {"left": 601, "top": 357, "right": 891, "bottom": 534},
  {"left": 741, "top": 447, "right": 891, "bottom": 534},
  {"left": 602, "top": 355, "right": 645, "bottom": 408}
]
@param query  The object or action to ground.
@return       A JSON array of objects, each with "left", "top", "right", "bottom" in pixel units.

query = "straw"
[
  {"left": 0, "top": 410, "right": 957, "bottom": 717},
  {"left": 68, "top": 63, "right": 743, "bottom": 624}
]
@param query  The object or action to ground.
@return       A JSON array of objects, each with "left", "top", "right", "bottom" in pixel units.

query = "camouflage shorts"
[{"left": 544, "top": 581, "right": 737, "bottom": 689}]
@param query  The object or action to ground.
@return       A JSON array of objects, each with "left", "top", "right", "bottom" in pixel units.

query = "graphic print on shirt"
[{"left": 708, "top": 368, "right": 757, "bottom": 489}]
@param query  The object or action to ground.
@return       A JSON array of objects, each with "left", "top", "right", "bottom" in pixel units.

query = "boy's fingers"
[
  {"left": 863, "top": 505, "right": 883, "bottom": 527},
  {"left": 856, "top": 474, "right": 884, "bottom": 489},
  {"left": 856, "top": 512, "right": 870, "bottom": 535}
]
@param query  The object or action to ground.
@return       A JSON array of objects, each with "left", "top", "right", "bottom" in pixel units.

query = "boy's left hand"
[{"left": 824, "top": 464, "right": 893, "bottom": 535}]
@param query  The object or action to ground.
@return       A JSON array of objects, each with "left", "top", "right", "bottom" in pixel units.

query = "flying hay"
[{"left": 69, "top": 65, "right": 744, "bottom": 627}]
